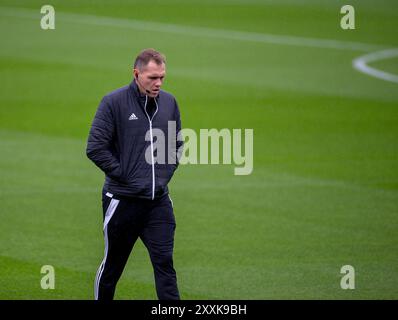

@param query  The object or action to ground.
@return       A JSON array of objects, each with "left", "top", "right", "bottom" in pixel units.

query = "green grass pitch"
[{"left": 0, "top": 0, "right": 397, "bottom": 299}]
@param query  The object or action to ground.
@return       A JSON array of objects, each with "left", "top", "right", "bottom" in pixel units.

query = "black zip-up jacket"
[{"left": 86, "top": 80, "right": 183, "bottom": 199}]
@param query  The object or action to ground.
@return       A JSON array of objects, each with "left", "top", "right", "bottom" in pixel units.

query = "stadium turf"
[{"left": 0, "top": 0, "right": 397, "bottom": 299}]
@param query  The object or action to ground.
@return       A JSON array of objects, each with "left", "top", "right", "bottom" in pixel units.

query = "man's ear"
[{"left": 133, "top": 69, "right": 138, "bottom": 80}]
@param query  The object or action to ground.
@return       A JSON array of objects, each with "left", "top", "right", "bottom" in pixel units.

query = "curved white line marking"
[{"left": 353, "top": 48, "right": 398, "bottom": 83}]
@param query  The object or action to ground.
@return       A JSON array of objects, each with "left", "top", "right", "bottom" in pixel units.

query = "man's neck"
[{"left": 136, "top": 82, "right": 147, "bottom": 97}]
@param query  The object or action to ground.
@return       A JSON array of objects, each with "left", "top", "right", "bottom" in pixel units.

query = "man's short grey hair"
[{"left": 134, "top": 48, "right": 166, "bottom": 70}]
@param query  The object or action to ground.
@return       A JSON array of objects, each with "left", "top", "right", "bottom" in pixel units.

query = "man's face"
[{"left": 134, "top": 60, "right": 166, "bottom": 98}]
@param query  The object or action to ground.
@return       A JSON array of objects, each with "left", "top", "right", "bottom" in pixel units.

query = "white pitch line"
[
  {"left": 353, "top": 48, "right": 398, "bottom": 84},
  {"left": 0, "top": 6, "right": 388, "bottom": 52},
  {"left": 2, "top": 6, "right": 397, "bottom": 83}
]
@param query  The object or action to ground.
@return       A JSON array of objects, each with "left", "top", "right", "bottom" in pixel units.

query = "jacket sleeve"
[
  {"left": 86, "top": 96, "right": 122, "bottom": 181},
  {"left": 173, "top": 98, "right": 184, "bottom": 172}
]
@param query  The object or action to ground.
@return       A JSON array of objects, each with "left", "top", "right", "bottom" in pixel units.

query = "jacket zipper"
[{"left": 143, "top": 95, "right": 159, "bottom": 200}]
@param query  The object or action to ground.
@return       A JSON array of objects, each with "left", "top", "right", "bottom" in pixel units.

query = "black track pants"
[{"left": 94, "top": 191, "right": 179, "bottom": 300}]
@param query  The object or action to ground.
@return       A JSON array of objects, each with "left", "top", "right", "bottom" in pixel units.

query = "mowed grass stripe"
[{"left": 0, "top": 6, "right": 388, "bottom": 52}]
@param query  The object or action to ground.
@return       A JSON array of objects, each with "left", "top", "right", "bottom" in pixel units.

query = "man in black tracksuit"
[{"left": 86, "top": 49, "right": 183, "bottom": 300}]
